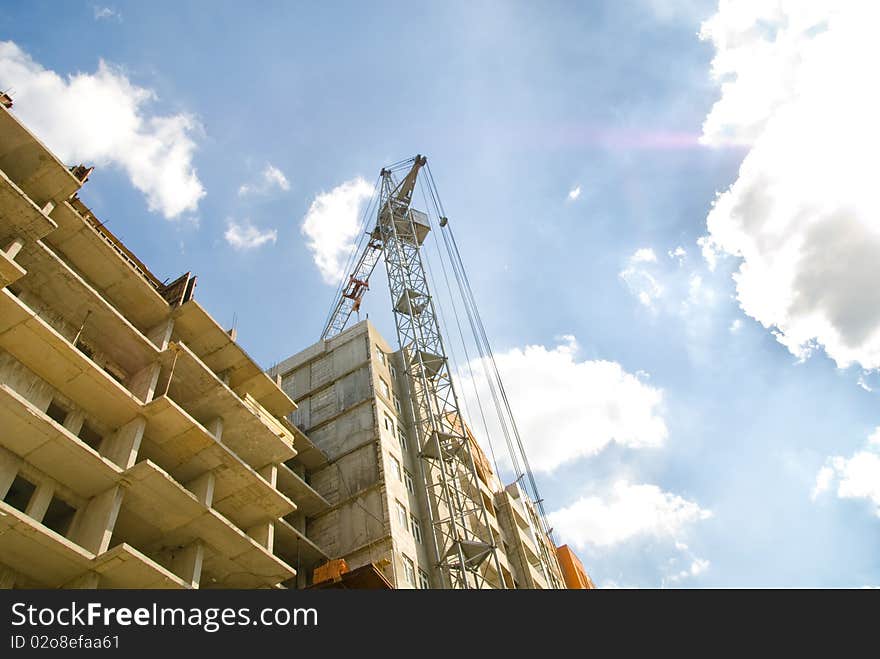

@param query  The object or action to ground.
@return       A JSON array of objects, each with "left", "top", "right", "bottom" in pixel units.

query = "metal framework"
[{"left": 323, "top": 156, "right": 504, "bottom": 588}]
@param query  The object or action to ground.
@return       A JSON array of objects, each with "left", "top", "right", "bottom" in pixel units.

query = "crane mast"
[{"left": 323, "top": 156, "right": 504, "bottom": 588}]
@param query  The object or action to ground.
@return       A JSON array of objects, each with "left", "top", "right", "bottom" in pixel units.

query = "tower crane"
[{"left": 321, "top": 156, "right": 560, "bottom": 589}]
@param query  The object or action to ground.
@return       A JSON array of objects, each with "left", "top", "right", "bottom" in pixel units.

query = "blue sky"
[{"left": 3, "top": 1, "right": 879, "bottom": 587}]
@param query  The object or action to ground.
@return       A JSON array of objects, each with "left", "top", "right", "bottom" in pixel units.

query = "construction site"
[{"left": 0, "top": 93, "right": 595, "bottom": 590}]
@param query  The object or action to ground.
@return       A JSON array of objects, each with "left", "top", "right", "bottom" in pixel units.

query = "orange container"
[{"left": 312, "top": 559, "right": 350, "bottom": 585}]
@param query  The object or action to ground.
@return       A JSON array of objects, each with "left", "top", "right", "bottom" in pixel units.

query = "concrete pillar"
[
  {"left": 4, "top": 237, "right": 24, "bottom": 260},
  {"left": 67, "top": 486, "right": 124, "bottom": 555},
  {"left": 0, "top": 565, "right": 18, "bottom": 589},
  {"left": 205, "top": 417, "right": 223, "bottom": 442},
  {"left": 258, "top": 464, "right": 277, "bottom": 488},
  {"left": 168, "top": 541, "right": 204, "bottom": 589},
  {"left": 187, "top": 471, "right": 215, "bottom": 507},
  {"left": 146, "top": 318, "right": 174, "bottom": 351},
  {"left": 247, "top": 521, "right": 274, "bottom": 553},
  {"left": 41, "top": 201, "right": 55, "bottom": 217},
  {"left": 65, "top": 571, "right": 100, "bottom": 589},
  {"left": 128, "top": 362, "right": 161, "bottom": 403},
  {"left": 25, "top": 481, "right": 55, "bottom": 522},
  {"left": 61, "top": 408, "right": 85, "bottom": 437},
  {"left": 100, "top": 416, "right": 145, "bottom": 469},
  {"left": 0, "top": 449, "right": 22, "bottom": 499}
]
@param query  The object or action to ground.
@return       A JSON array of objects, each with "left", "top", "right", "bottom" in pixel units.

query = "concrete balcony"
[
  {"left": 157, "top": 341, "right": 296, "bottom": 469},
  {"left": 274, "top": 517, "right": 330, "bottom": 579},
  {"left": 140, "top": 394, "right": 297, "bottom": 529},
  {"left": 277, "top": 462, "right": 329, "bottom": 517},
  {"left": 172, "top": 299, "right": 296, "bottom": 418},
  {"left": 0, "top": 105, "right": 81, "bottom": 209},
  {"left": 0, "top": 384, "right": 121, "bottom": 497},
  {"left": 44, "top": 200, "right": 171, "bottom": 333},
  {"left": 113, "top": 460, "right": 296, "bottom": 588},
  {"left": 0, "top": 288, "right": 143, "bottom": 427},
  {"left": 0, "top": 167, "right": 57, "bottom": 246},
  {"left": 15, "top": 240, "right": 161, "bottom": 378},
  {"left": 0, "top": 502, "right": 186, "bottom": 589}
]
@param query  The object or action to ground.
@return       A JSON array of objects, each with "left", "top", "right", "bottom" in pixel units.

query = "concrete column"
[
  {"left": 168, "top": 541, "right": 204, "bottom": 589},
  {"left": 128, "top": 362, "right": 161, "bottom": 403},
  {"left": 25, "top": 481, "right": 55, "bottom": 522},
  {"left": 61, "top": 409, "right": 85, "bottom": 437},
  {"left": 65, "top": 571, "right": 100, "bottom": 589},
  {"left": 100, "top": 416, "right": 145, "bottom": 469},
  {"left": 0, "top": 449, "right": 22, "bottom": 499},
  {"left": 4, "top": 237, "right": 24, "bottom": 260},
  {"left": 247, "top": 521, "right": 275, "bottom": 553},
  {"left": 205, "top": 417, "right": 223, "bottom": 442},
  {"left": 146, "top": 318, "right": 174, "bottom": 351},
  {"left": 41, "top": 201, "right": 55, "bottom": 217},
  {"left": 67, "top": 486, "right": 124, "bottom": 555},
  {"left": 258, "top": 464, "right": 277, "bottom": 488},
  {"left": 0, "top": 565, "right": 19, "bottom": 589},
  {"left": 186, "top": 472, "right": 215, "bottom": 507}
]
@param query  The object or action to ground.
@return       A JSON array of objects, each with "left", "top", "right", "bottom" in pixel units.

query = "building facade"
[
  {"left": 0, "top": 98, "right": 328, "bottom": 589},
  {"left": 273, "top": 319, "right": 569, "bottom": 589}
]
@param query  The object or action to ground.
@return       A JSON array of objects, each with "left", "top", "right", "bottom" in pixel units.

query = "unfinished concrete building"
[
  {"left": 0, "top": 95, "right": 594, "bottom": 590},
  {"left": 0, "top": 98, "right": 333, "bottom": 589},
  {"left": 271, "top": 319, "right": 569, "bottom": 589}
]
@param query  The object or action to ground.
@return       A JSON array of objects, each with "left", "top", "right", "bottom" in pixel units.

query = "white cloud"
[
  {"left": 567, "top": 185, "right": 581, "bottom": 201},
  {"left": 93, "top": 6, "right": 121, "bottom": 21},
  {"left": 666, "top": 557, "right": 711, "bottom": 584},
  {"left": 811, "top": 465, "right": 834, "bottom": 501},
  {"left": 224, "top": 219, "right": 277, "bottom": 250},
  {"left": 668, "top": 246, "right": 687, "bottom": 265},
  {"left": 549, "top": 480, "right": 711, "bottom": 549},
  {"left": 238, "top": 163, "right": 290, "bottom": 196},
  {"left": 301, "top": 177, "right": 373, "bottom": 285},
  {"left": 698, "top": 3, "right": 880, "bottom": 369},
  {"left": 729, "top": 318, "right": 743, "bottom": 333},
  {"left": 0, "top": 41, "right": 204, "bottom": 219},
  {"left": 620, "top": 248, "right": 664, "bottom": 309},
  {"left": 459, "top": 335, "right": 667, "bottom": 473},
  {"left": 813, "top": 427, "right": 880, "bottom": 513}
]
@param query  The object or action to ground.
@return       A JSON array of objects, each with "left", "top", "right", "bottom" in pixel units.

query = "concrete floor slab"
[
  {"left": 0, "top": 289, "right": 143, "bottom": 427},
  {"left": 0, "top": 384, "right": 121, "bottom": 497}
]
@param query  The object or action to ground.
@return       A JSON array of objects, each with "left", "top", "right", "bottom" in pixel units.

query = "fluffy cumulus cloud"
[
  {"left": 459, "top": 335, "right": 667, "bottom": 473},
  {"left": 549, "top": 480, "right": 712, "bottom": 549},
  {"left": 812, "top": 428, "right": 880, "bottom": 514},
  {"left": 224, "top": 219, "right": 277, "bottom": 250},
  {"left": 567, "top": 185, "right": 581, "bottom": 201},
  {"left": 698, "top": 2, "right": 880, "bottom": 369},
  {"left": 238, "top": 163, "right": 290, "bottom": 196},
  {"left": 0, "top": 41, "right": 204, "bottom": 219},
  {"left": 301, "top": 177, "right": 373, "bottom": 284}
]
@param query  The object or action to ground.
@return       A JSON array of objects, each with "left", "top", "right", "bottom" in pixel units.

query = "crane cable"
[
  {"left": 416, "top": 176, "right": 504, "bottom": 481},
  {"left": 421, "top": 167, "right": 524, "bottom": 483},
  {"left": 425, "top": 162, "right": 555, "bottom": 542}
]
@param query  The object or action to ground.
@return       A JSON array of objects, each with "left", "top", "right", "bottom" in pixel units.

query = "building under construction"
[
  {"left": 271, "top": 319, "right": 566, "bottom": 588},
  {"left": 0, "top": 94, "right": 594, "bottom": 589}
]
